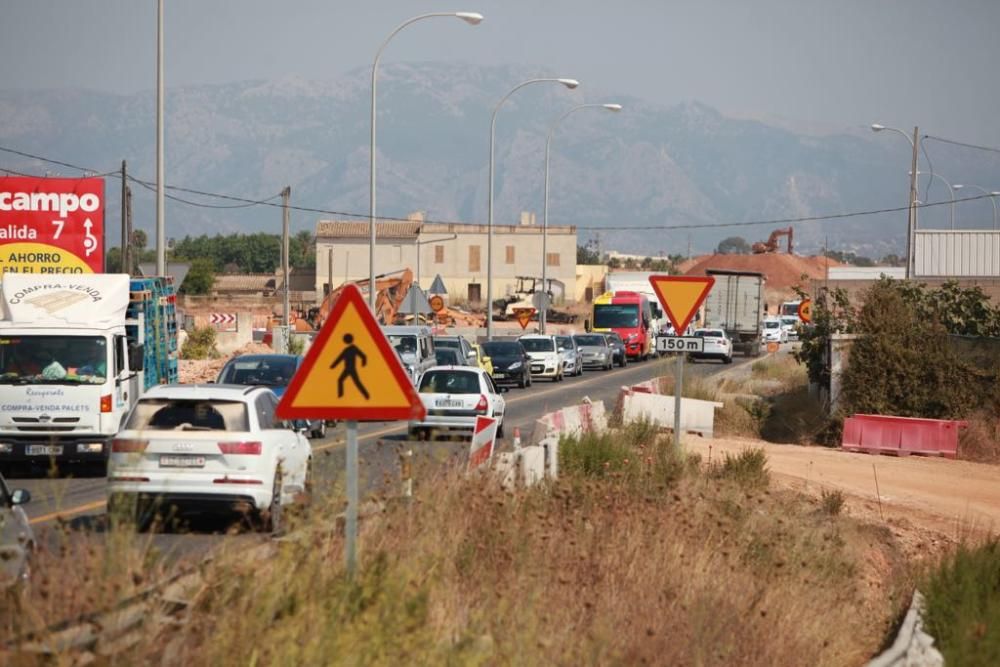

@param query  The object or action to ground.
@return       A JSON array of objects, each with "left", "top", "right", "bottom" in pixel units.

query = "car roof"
[
  {"left": 224, "top": 354, "right": 299, "bottom": 364},
  {"left": 383, "top": 325, "right": 432, "bottom": 335},
  {"left": 140, "top": 384, "right": 272, "bottom": 400},
  {"left": 519, "top": 334, "right": 554, "bottom": 339},
  {"left": 423, "top": 365, "right": 483, "bottom": 374}
]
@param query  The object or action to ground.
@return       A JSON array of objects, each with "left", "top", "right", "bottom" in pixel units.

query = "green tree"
[
  {"left": 577, "top": 244, "right": 601, "bottom": 265},
  {"left": 715, "top": 236, "right": 750, "bottom": 255},
  {"left": 181, "top": 258, "right": 216, "bottom": 295}
]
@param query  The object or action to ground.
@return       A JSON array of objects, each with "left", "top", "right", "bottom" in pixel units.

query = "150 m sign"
[
  {"left": 0, "top": 177, "right": 104, "bottom": 276},
  {"left": 655, "top": 336, "right": 705, "bottom": 353}
]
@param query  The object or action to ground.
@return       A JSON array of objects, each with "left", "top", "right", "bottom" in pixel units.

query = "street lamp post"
[
  {"left": 872, "top": 123, "right": 919, "bottom": 278},
  {"left": 369, "top": 12, "right": 483, "bottom": 311},
  {"left": 540, "top": 103, "right": 622, "bottom": 334},
  {"left": 487, "top": 77, "right": 580, "bottom": 340},
  {"left": 912, "top": 171, "right": 959, "bottom": 229},
  {"left": 953, "top": 184, "right": 1000, "bottom": 230}
]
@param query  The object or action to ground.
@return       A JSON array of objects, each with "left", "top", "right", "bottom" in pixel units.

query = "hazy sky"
[{"left": 3, "top": 0, "right": 1000, "bottom": 145}]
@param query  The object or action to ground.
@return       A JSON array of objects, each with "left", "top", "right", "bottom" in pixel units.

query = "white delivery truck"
[
  {"left": 0, "top": 274, "right": 174, "bottom": 470},
  {"left": 605, "top": 272, "right": 670, "bottom": 337}
]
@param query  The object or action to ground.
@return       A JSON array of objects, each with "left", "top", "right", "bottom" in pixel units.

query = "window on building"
[
  {"left": 435, "top": 245, "right": 444, "bottom": 263},
  {"left": 505, "top": 245, "right": 515, "bottom": 264},
  {"left": 546, "top": 253, "right": 561, "bottom": 267},
  {"left": 469, "top": 245, "right": 481, "bottom": 272}
]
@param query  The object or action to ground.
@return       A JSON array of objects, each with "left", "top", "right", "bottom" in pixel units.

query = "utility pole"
[
  {"left": 906, "top": 126, "right": 919, "bottom": 279},
  {"left": 281, "top": 186, "right": 291, "bottom": 332},
  {"left": 327, "top": 248, "right": 334, "bottom": 298},
  {"left": 120, "top": 160, "right": 128, "bottom": 274},
  {"left": 155, "top": 0, "right": 166, "bottom": 276},
  {"left": 125, "top": 186, "right": 134, "bottom": 274}
]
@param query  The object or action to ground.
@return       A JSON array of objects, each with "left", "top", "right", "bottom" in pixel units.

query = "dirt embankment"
[
  {"left": 678, "top": 253, "right": 841, "bottom": 307},
  {"left": 178, "top": 342, "right": 274, "bottom": 383}
]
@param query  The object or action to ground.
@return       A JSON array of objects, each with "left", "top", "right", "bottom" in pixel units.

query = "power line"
[
  {"left": 2, "top": 143, "right": 997, "bottom": 232},
  {"left": 922, "top": 134, "right": 1000, "bottom": 155},
  {"left": 128, "top": 176, "right": 283, "bottom": 209}
]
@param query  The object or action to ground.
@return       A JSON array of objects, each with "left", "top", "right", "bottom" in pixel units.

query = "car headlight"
[{"left": 508, "top": 361, "right": 522, "bottom": 370}]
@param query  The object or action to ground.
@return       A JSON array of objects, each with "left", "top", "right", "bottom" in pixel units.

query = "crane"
[{"left": 752, "top": 227, "right": 794, "bottom": 254}]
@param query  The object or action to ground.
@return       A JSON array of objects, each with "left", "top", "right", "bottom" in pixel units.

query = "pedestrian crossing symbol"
[{"left": 276, "top": 283, "right": 426, "bottom": 421}]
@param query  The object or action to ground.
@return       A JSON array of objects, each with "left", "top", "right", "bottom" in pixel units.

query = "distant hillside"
[{"left": 3, "top": 63, "right": 999, "bottom": 256}]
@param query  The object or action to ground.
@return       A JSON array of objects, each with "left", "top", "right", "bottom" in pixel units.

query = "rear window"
[
  {"left": 520, "top": 338, "right": 554, "bottom": 352},
  {"left": 764, "top": 321, "right": 780, "bottom": 329},
  {"left": 574, "top": 335, "right": 606, "bottom": 346},
  {"left": 419, "top": 370, "right": 481, "bottom": 394},
  {"left": 126, "top": 399, "right": 250, "bottom": 432},
  {"left": 218, "top": 358, "right": 296, "bottom": 386},
  {"left": 695, "top": 330, "right": 725, "bottom": 338}
]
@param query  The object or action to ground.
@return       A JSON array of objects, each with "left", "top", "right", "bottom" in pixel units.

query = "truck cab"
[{"left": 589, "top": 291, "right": 654, "bottom": 360}]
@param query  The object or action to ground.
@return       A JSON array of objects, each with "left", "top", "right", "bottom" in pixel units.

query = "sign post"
[
  {"left": 648, "top": 276, "right": 716, "bottom": 449},
  {"left": 276, "top": 283, "right": 425, "bottom": 578}
]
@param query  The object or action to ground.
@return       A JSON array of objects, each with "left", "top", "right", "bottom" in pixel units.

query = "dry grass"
[
  {"left": 958, "top": 412, "right": 1000, "bottom": 464},
  {"left": 1, "top": 437, "right": 913, "bottom": 666}
]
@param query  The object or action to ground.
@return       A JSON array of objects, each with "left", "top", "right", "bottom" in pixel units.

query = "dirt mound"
[{"left": 678, "top": 253, "right": 840, "bottom": 292}]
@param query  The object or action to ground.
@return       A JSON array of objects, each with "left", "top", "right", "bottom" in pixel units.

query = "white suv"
[
  {"left": 107, "top": 384, "right": 312, "bottom": 531},
  {"left": 518, "top": 334, "right": 564, "bottom": 382}
]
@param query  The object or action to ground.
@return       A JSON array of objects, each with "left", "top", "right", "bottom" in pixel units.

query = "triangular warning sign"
[
  {"left": 513, "top": 307, "right": 536, "bottom": 330},
  {"left": 648, "top": 275, "right": 715, "bottom": 334},
  {"left": 276, "top": 284, "right": 426, "bottom": 421}
]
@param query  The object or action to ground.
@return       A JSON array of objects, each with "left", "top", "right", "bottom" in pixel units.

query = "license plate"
[
  {"left": 435, "top": 399, "right": 463, "bottom": 408},
  {"left": 159, "top": 455, "right": 206, "bottom": 468},
  {"left": 493, "top": 373, "right": 505, "bottom": 379},
  {"left": 26, "top": 445, "right": 63, "bottom": 456}
]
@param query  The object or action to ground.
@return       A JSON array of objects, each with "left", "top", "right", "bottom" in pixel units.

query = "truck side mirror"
[
  {"left": 584, "top": 318, "right": 591, "bottom": 332},
  {"left": 128, "top": 343, "right": 145, "bottom": 372}
]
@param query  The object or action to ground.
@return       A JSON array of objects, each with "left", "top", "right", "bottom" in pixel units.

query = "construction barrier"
[
  {"left": 841, "top": 414, "right": 966, "bottom": 459},
  {"left": 866, "top": 590, "right": 943, "bottom": 667},
  {"left": 493, "top": 446, "right": 547, "bottom": 489},
  {"left": 532, "top": 398, "right": 608, "bottom": 444},
  {"left": 619, "top": 388, "right": 724, "bottom": 438}
]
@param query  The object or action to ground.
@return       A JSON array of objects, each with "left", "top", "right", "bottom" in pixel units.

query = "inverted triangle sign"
[
  {"left": 648, "top": 275, "right": 715, "bottom": 334},
  {"left": 276, "top": 283, "right": 426, "bottom": 421}
]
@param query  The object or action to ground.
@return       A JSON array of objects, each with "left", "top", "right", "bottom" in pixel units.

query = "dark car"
[
  {"left": 216, "top": 354, "right": 327, "bottom": 438},
  {"left": 434, "top": 348, "right": 467, "bottom": 366},
  {"left": 603, "top": 332, "right": 628, "bottom": 368},
  {"left": 0, "top": 472, "right": 34, "bottom": 591},
  {"left": 481, "top": 340, "right": 532, "bottom": 389}
]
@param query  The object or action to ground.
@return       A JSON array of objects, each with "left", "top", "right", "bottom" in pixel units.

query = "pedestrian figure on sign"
[{"left": 331, "top": 333, "right": 369, "bottom": 400}]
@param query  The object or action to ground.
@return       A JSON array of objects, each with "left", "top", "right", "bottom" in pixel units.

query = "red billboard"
[{"left": 0, "top": 176, "right": 105, "bottom": 275}]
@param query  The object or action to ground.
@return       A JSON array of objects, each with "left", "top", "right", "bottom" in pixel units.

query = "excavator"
[
  {"left": 752, "top": 227, "right": 794, "bottom": 254},
  {"left": 308, "top": 269, "right": 414, "bottom": 329}
]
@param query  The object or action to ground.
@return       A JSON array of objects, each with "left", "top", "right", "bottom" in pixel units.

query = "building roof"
[{"left": 316, "top": 220, "right": 422, "bottom": 240}]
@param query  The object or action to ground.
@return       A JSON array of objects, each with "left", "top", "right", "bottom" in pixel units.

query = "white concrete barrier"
[
  {"left": 519, "top": 446, "right": 546, "bottom": 487},
  {"left": 533, "top": 398, "right": 608, "bottom": 444},
  {"left": 620, "top": 390, "right": 724, "bottom": 438}
]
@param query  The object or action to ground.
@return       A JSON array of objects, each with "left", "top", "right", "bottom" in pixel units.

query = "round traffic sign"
[
  {"left": 797, "top": 299, "right": 813, "bottom": 323},
  {"left": 429, "top": 295, "right": 445, "bottom": 313}
]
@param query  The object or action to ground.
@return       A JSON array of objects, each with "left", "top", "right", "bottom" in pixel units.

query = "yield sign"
[
  {"left": 648, "top": 275, "right": 715, "bottom": 334},
  {"left": 513, "top": 307, "right": 536, "bottom": 330},
  {"left": 276, "top": 283, "right": 425, "bottom": 421}
]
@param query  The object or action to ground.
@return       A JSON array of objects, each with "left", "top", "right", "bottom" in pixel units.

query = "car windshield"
[
  {"left": 418, "top": 370, "right": 480, "bottom": 394},
  {"left": 219, "top": 357, "right": 297, "bottom": 386},
  {"left": 435, "top": 338, "right": 461, "bottom": 350},
  {"left": 482, "top": 342, "right": 521, "bottom": 357},
  {"left": 574, "top": 335, "right": 606, "bottom": 347},
  {"left": 593, "top": 304, "right": 639, "bottom": 328},
  {"left": 126, "top": 399, "right": 250, "bottom": 431},
  {"left": 555, "top": 337, "right": 573, "bottom": 349},
  {"left": 781, "top": 317, "right": 798, "bottom": 326},
  {"left": 0, "top": 335, "right": 109, "bottom": 385},
  {"left": 434, "top": 349, "right": 462, "bottom": 365},
  {"left": 606, "top": 333, "right": 623, "bottom": 344},
  {"left": 764, "top": 321, "right": 780, "bottom": 329},
  {"left": 520, "top": 338, "right": 555, "bottom": 352},
  {"left": 695, "top": 330, "right": 725, "bottom": 338},
  {"left": 387, "top": 335, "right": 418, "bottom": 356}
]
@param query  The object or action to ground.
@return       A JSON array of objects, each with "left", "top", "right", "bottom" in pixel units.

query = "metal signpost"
[
  {"left": 648, "top": 276, "right": 716, "bottom": 449},
  {"left": 276, "top": 284, "right": 425, "bottom": 578}
]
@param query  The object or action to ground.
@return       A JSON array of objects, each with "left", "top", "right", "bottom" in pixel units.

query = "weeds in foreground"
[
  {"left": 820, "top": 489, "right": 846, "bottom": 516},
  {"left": 709, "top": 447, "right": 770, "bottom": 490},
  {"left": 958, "top": 412, "right": 1000, "bottom": 464},
  {"left": 924, "top": 539, "right": 1000, "bottom": 665}
]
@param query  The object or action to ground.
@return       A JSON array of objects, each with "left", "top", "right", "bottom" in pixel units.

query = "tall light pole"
[
  {"left": 872, "top": 123, "right": 919, "bottom": 278},
  {"left": 912, "top": 171, "right": 959, "bottom": 229},
  {"left": 369, "top": 12, "right": 483, "bottom": 311},
  {"left": 540, "top": 103, "right": 622, "bottom": 334},
  {"left": 954, "top": 184, "right": 1000, "bottom": 230},
  {"left": 487, "top": 77, "right": 580, "bottom": 340},
  {"left": 155, "top": 0, "right": 165, "bottom": 276}
]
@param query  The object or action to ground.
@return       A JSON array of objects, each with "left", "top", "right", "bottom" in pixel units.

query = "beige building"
[{"left": 314, "top": 213, "right": 578, "bottom": 305}]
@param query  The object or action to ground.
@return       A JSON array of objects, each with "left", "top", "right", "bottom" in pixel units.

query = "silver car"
[
  {"left": 0, "top": 473, "right": 34, "bottom": 590},
  {"left": 573, "top": 334, "right": 614, "bottom": 371},
  {"left": 555, "top": 335, "right": 584, "bottom": 377}
]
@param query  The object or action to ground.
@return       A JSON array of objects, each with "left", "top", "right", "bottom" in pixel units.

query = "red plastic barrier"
[{"left": 841, "top": 414, "right": 967, "bottom": 459}]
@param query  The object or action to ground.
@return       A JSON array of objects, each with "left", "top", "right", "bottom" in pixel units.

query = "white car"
[
  {"left": 409, "top": 366, "right": 506, "bottom": 439},
  {"left": 763, "top": 318, "right": 788, "bottom": 344},
  {"left": 780, "top": 316, "right": 800, "bottom": 341},
  {"left": 689, "top": 329, "right": 733, "bottom": 364},
  {"left": 555, "top": 335, "right": 584, "bottom": 377},
  {"left": 107, "top": 384, "right": 312, "bottom": 531},
  {"left": 518, "top": 334, "right": 564, "bottom": 382}
]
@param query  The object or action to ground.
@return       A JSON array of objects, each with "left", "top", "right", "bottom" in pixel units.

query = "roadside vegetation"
[
  {"left": 1, "top": 425, "right": 912, "bottom": 665},
  {"left": 180, "top": 325, "right": 220, "bottom": 360}
]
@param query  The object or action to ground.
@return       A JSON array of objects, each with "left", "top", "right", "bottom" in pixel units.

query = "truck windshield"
[
  {"left": 593, "top": 304, "right": 639, "bottom": 328},
  {"left": 0, "top": 335, "right": 108, "bottom": 385}
]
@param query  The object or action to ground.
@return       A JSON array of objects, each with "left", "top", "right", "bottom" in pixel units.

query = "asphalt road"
[{"left": 12, "top": 352, "right": 751, "bottom": 559}]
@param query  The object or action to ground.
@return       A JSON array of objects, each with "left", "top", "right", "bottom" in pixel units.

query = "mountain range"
[{"left": 3, "top": 62, "right": 999, "bottom": 257}]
